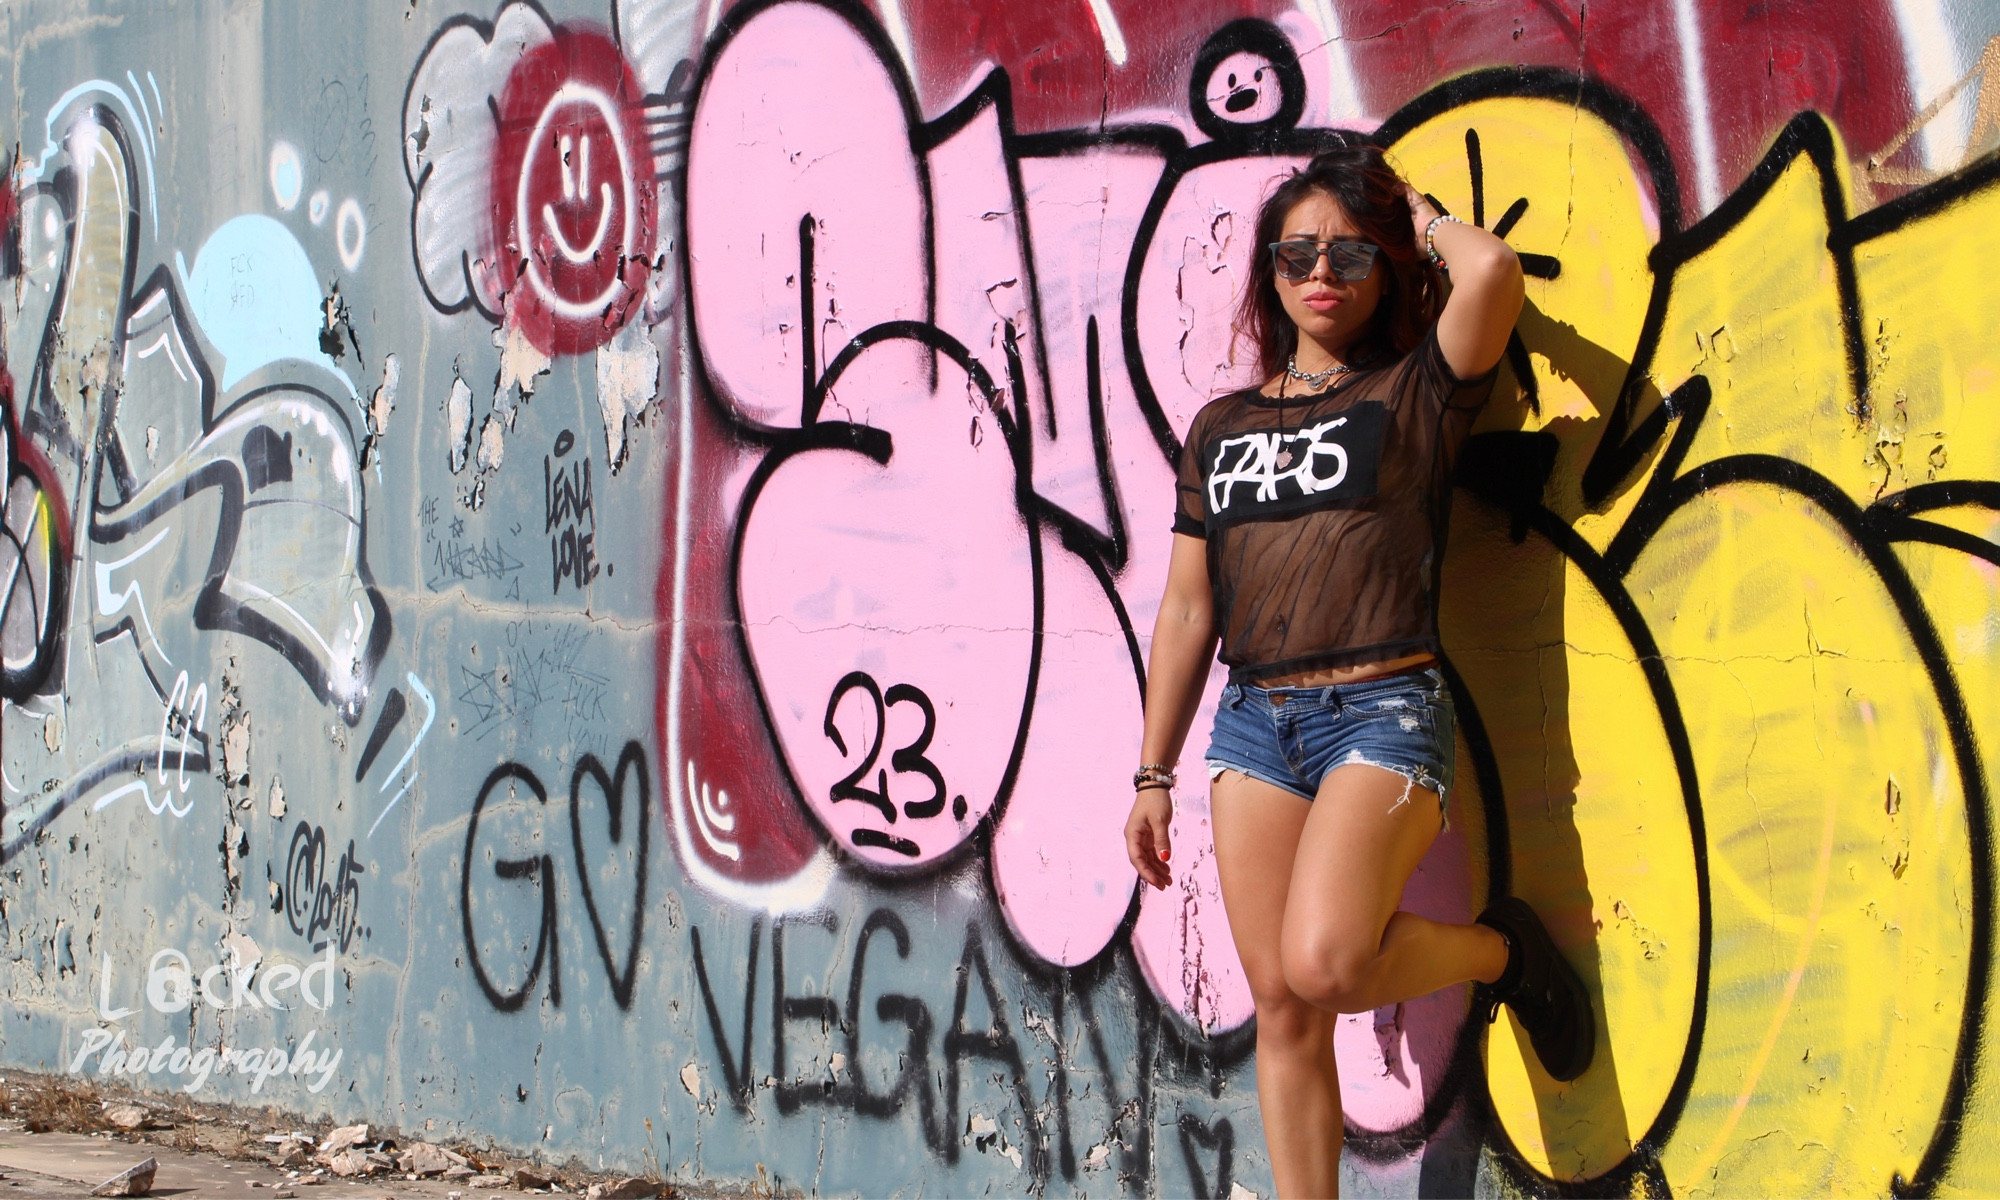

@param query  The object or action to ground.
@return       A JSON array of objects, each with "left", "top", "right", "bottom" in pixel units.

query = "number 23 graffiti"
[{"left": 823, "top": 671, "right": 968, "bottom": 859}]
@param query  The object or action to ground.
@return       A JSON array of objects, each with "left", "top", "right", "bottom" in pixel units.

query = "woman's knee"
[
  {"left": 1244, "top": 973, "right": 1327, "bottom": 1047},
  {"left": 1281, "top": 930, "right": 1377, "bottom": 1013}
]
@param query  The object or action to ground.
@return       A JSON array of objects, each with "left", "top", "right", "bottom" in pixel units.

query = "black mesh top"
[{"left": 1173, "top": 328, "right": 1497, "bottom": 683}]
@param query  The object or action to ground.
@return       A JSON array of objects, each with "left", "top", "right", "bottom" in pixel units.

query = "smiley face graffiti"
[{"left": 489, "top": 25, "right": 657, "bottom": 355}]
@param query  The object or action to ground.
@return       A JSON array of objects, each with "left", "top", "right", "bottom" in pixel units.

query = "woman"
[{"left": 1122, "top": 142, "right": 1594, "bottom": 1197}]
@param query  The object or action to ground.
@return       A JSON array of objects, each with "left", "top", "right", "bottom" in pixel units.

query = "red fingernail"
[{"left": 1159, "top": 849, "right": 1171, "bottom": 862}]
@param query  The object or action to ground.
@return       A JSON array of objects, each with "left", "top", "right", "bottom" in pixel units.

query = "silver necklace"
[{"left": 1285, "top": 354, "right": 1352, "bottom": 389}]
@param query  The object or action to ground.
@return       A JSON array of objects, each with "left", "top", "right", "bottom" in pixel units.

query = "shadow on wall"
[{"left": 1424, "top": 74, "right": 2000, "bottom": 1194}]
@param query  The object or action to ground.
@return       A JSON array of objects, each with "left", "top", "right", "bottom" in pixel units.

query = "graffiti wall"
[{"left": 4, "top": 0, "right": 2000, "bottom": 1193}]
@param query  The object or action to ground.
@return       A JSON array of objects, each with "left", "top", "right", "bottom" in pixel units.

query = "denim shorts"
[{"left": 1204, "top": 667, "right": 1456, "bottom": 814}]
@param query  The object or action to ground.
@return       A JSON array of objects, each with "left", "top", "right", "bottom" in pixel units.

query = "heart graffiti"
[{"left": 570, "top": 741, "right": 650, "bottom": 1008}]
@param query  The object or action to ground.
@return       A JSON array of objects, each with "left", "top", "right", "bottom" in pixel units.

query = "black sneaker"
[{"left": 1473, "top": 897, "right": 1596, "bottom": 1082}]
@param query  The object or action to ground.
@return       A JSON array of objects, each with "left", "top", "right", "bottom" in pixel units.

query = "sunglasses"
[{"left": 1269, "top": 239, "right": 1381, "bottom": 282}]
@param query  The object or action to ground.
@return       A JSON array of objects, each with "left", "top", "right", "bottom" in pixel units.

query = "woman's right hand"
[
  {"left": 1124, "top": 788, "right": 1175, "bottom": 890},
  {"left": 1128, "top": 533, "right": 1212, "bottom": 894}
]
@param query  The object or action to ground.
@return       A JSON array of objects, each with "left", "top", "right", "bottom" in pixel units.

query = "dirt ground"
[{"left": 0, "top": 1071, "right": 715, "bottom": 1198}]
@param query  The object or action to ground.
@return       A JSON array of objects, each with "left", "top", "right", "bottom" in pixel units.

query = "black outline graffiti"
[
  {"left": 544, "top": 429, "right": 600, "bottom": 595},
  {"left": 681, "top": 6, "right": 1506, "bottom": 1070},
  {"left": 686, "top": 901, "right": 1202, "bottom": 1187},
  {"left": 462, "top": 761, "right": 560, "bottom": 1013},
  {"left": 1185, "top": 18, "right": 1306, "bottom": 148},
  {"left": 693, "top": 911, "right": 1136, "bottom": 1188},
  {"left": 570, "top": 740, "right": 650, "bottom": 1009},
  {"left": 355, "top": 686, "right": 409, "bottom": 781},
  {"left": 838, "top": 908, "right": 943, "bottom": 1138},
  {"left": 401, "top": 0, "right": 559, "bottom": 325},
  {"left": 2, "top": 746, "right": 213, "bottom": 863},
  {"left": 821, "top": 670, "right": 964, "bottom": 856},
  {"left": 1176, "top": 1111, "right": 1235, "bottom": 1200},
  {"left": 18, "top": 111, "right": 394, "bottom": 716},
  {"left": 682, "top": 0, "right": 940, "bottom": 451},
  {"left": 940, "top": 924, "right": 1051, "bottom": 1182},
  {"left": 672, "top": 2, "right": 2000, "bottom": 1190},
  {"left": 722, "top": 316, "right": 1046, "bottom": 880},
  {"left": 1437, "top": 95, "right": 1998, "bottom": 1195},
  {"left": 282, "top": 820, "right": 367, "bottom": 954},
  {"left": 1, "top": 102, "right": 397, "bottom": 858},
  {"left": 462, "top": 739, "right": 651, "bottom": 1012},
  {"left": 85, "top": 338, "right": 396, "bottom": 725},
  {"left": 689, "top": 918, "right": 760, "bottom": 1111}
]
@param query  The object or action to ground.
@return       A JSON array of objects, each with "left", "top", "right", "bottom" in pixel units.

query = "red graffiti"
[
  {"left": 894, "top": 0, "right": 1917, "bottom": 217},
  {"left": 489, "top": 26, "right": 656, "bottom": 356}
]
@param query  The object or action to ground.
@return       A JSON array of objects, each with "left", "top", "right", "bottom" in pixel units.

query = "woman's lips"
[{"left": 1303, "top": 291, "right": 1340, "bottom": 312}]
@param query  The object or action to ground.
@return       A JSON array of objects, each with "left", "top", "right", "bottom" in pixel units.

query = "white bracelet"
[{"left": 1424, "top": 213, "right": 1465, "bottom": 267}]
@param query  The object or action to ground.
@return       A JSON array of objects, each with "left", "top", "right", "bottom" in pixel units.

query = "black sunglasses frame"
[{"left": 1268, "top": 239, "right": 1382, "bottom": 282}]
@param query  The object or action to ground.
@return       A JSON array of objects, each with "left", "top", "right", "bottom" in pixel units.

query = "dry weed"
[{"left": 0, "top": 1075, "right": 112, "bottom": 1134}]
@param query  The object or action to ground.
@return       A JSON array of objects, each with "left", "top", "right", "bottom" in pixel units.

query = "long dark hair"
[{"left": 1234, "top": 141, "right": 1443, "bottom": 382}]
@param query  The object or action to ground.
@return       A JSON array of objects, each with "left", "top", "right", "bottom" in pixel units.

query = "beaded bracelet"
[
  {"left": 1133, "top": 763, "right": 1178, "bottom": 790},
  {"left": 1424, "top": 212, "right": 1465, "bottom": 267}
]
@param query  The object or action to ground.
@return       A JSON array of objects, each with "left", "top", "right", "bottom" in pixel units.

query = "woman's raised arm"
[{"left": 1411, "top": 186, "right": 1524, "bottom": 380}]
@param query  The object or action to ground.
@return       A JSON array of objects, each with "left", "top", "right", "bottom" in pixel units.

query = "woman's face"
[{"left": 1271, "top": 190, "right": 1384, "bottom": 356}]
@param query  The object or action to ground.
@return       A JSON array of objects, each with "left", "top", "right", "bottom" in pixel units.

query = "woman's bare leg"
[
  {"left": 1211, "top": 770, "right": 1343, "bottom": 1199},
  {"left": 1281, "top": 763, "right": 1509, "bottom": 1014}
]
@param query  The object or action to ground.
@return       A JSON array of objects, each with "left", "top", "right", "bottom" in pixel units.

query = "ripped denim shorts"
[{"left": 1204, "top": 667, "right": 1456, "bottom": 816}]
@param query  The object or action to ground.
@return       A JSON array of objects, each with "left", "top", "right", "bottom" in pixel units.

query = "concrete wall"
[{"left": 4, "top": 0, "right": 2000, "bottom": 1193}]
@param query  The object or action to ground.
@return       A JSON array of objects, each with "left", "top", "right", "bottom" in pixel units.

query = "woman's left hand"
[{"left": 1405, "top": 182, "right": 1438, "bottom": 241}]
